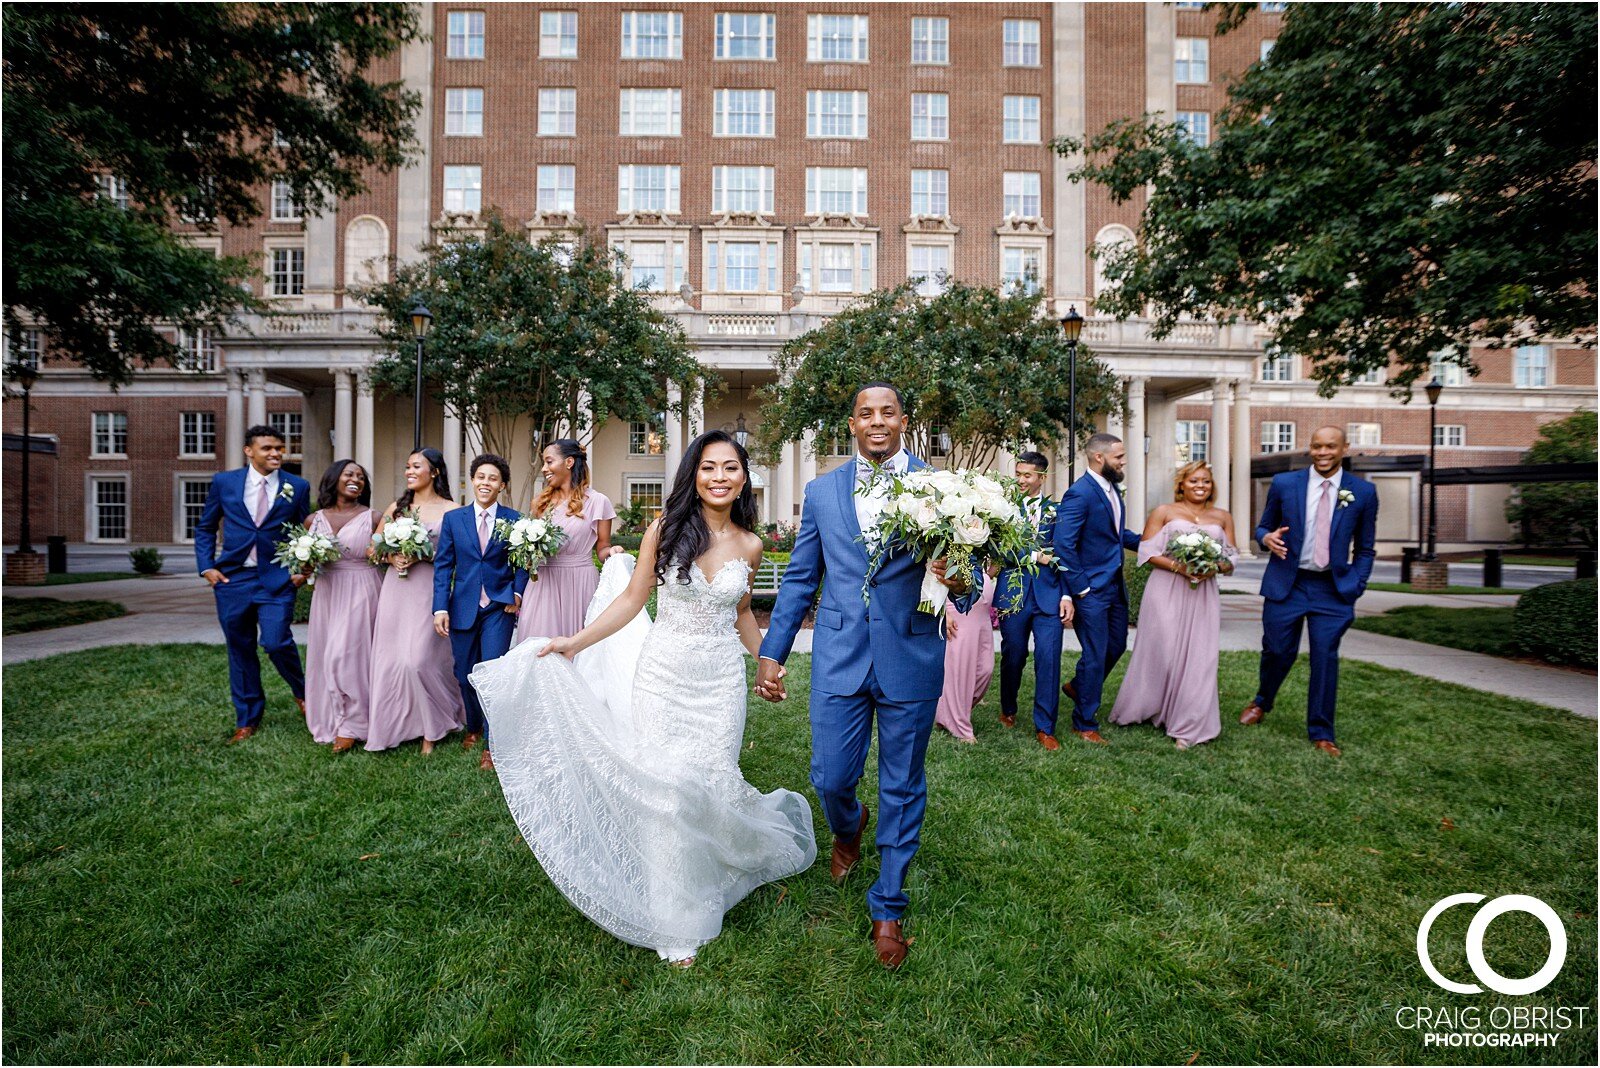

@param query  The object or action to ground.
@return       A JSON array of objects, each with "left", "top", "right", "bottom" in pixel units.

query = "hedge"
[
  {"left": 1125, "top": 551, "right": 1153, "bottom": 626},
  {"left": 1513, "top": 578, "right": 1597, "bottom": 669}
]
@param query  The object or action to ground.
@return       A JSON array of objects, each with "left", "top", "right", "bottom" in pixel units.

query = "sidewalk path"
[{"left": 5, "top": 573, "right": 1593, "bottom": 718}]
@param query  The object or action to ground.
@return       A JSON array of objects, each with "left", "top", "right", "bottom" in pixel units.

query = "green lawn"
[
  {"left": 3, "top": 645, "right": 1594, "bottom": 1064},
  {"left": 1, "top": 595, "right": 128, "bottom": 636},
  {"left": 1352, "top": 605, "right": 1519, "bottom": 658},
  {"left": 1, "top": 571, "right": 139, "bottom": 587},
  {"left": 1458, "top": 554, "right": 1580, "bottom": 569},
  {"left": 1366, "top": 582, "right": 1522, "bottom": 596}
]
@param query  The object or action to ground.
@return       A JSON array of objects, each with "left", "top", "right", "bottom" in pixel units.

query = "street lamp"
[
  {"left": 1059, "top": 306, "right": 1084, "bottom": 483},
  {"left": 1424, "top": 376, "right": 1444, "bottom": 560},
  {"left": 408, "top": 298, "right": 433, "bottom": 451},
  {"left": 732, "top": 413, "right": 750, "bottom": 450},
  {"left": 9, "top": 357, "right": 39, "bottom": 555}
]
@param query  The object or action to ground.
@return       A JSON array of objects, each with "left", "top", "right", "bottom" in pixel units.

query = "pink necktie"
[
  {"left": 249, "top": 477, "right": 270, "bottom": 565},
  {"left": 1312, "top": 480, "right": 1332, "bottom": 569},
  {"left": 478, "top": 510, "right": 491, "bottom": 607}
]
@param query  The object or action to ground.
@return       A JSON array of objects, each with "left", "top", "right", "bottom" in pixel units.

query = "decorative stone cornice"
[
  {"left": 995, "top": 216, "right": 1052, "bottom": 237},
  {"left": 901, "top": 214, "right": 960, "bottom": 235},
  {"left": 709, "top": 212, "right": 775, "bottom": 229},
  {"left": 614, "top": 210, "right": 687, "bottom": 229},
  {"left": 800, "top": 213, "right": 876, "bottom": 233}
]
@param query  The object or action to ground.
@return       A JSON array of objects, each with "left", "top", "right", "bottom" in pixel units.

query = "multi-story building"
[{"left": 5, "top": 3, "right": 1592, "bottom": 556}]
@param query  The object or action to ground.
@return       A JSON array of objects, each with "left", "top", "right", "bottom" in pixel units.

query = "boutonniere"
[
  {"left": 1337, "top": 489, "right": 1356, "bottom": 509},
  {"left": 277, "top": 482, "right": 296, "bottom": 503}
]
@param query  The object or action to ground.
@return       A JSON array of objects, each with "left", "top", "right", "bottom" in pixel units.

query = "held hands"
[
  {"left": 1262, "top": 525, "right": 1291, "bottom": 560},
  {"left": 755, "top": 658, "right": 787, "bottom": 702},
  {"left": 931, "top": 557, "right": 971, "bottom": 595}
]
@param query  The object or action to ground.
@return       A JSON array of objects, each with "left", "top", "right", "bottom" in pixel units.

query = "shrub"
[
  {"left": 612, "top": 534, "right": 644, "bottom": 552},
  {"left": 614, "top": 500, "right": 649, "bottom": 536},
  {"left": 129, "top": 548, "right": 164, "bottom": 575},
  {"left": 1513, "top": 578, "right": 1597, "bottom": 668},
  {"left": 1124, "top": 551, "right": 1152, "bottom": 626},
  {"left": 761, "top": 521, "right": 798, "bottom": 553},
  {"left": 294, "top": 583, "right": 314, "bottom": 624}
]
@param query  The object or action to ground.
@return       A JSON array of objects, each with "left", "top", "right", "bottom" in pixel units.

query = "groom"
[{"left": 757, "top": 383, "right": 974, "bottom": 970}]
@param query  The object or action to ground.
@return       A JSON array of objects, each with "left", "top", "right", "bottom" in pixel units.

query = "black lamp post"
[
  {"left": 1424, "top": 376, "right": 1444, "bottom": 560},
  {"left": 10, "top": 357, "right": 39, "bottom": 554},
  {"left": 1059, "top": 306, "right": 1084, "bottom": 483},
  {"left": 408, "top": 299, "right": 433, "bottom": 452}
]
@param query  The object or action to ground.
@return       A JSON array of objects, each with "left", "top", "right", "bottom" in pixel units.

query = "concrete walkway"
[{"left": 4, "top": 572, "right": 1594, "bottom": 718}]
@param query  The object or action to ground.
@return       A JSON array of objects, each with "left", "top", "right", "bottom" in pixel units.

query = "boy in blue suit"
[
  {"left": 194, "top": 424, "right": 313, "bottom": 743},
  {"left": 1240, "top": 426, "right": 1378, "bottom": 756},
  {"left": 996, "top": 451, "right": 1066, "bottom": 738},
  {"left": 433, "top": 454, "right": 528, "bottom": 770}
]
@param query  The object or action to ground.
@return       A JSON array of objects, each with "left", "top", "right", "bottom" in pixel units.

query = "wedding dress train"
[{"left": 469, "top": 554, "right": 816, "bottom": 961}]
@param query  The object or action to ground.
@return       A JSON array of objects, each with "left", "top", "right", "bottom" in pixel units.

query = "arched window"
[
  {"left": 1092, "top": 224, "right": 1136, "bottom": 299},
  {"left": 344, "top": 215, "right": 390, "bottom": 291}
]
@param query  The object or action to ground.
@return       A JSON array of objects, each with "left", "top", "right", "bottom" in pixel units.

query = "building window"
[
  {"left": 619, "top": 241, "right": 670, "bottom": 291},
  {"left": 1514, "top": 345, "right": 1550, "bottom": 388},
  {"left": 1260, "top": 2, "right": 1287, "bottom": 12},
  {"left": 619, "top": 88, "right": 682, "bottom": 137},
  {"left": 911, "top": 16, "right": 948, "bottom": 64},
  {"left": 98, "top": 174, "right": 131, "bottom": 210},
  {"left": 805, "top": 167, "right": 868, "bottom": 216},
  {"left": 910, "top": 93, "right": 948, "bottom": 141},
  {"left": 176, "top": 329, "right": 218, "bottom": 372},
  {"left": 1003, "top": 95, "right": 1041, "bottom": 144},
  {"left": 723, "top": 241, "right": 763, "bottom": 292},
  {"left": 179, "top": 477, "right": 211, "bottom": 542},
  {"left": 620, "top": 10, "right": 682, "bottom": 59},
  {"left": 268, "top": 412, "right": 304, "bottom": 459},
  {"left": 822, "top": 428, "right": 854, "bottom": 456},
  {"left": 1261, "top": 421, "right": 1295, "bottom": 454},
  {"left": 807, "top": 90, "right": 869, "bottom": 139},
  {"left": 538, "top": 87, "right": 577, "bottom": 136},
  {"left": 1002, "top": 171, "right": 1041, "bottom": 219},
  {"left": 908, "top": 243, "right": 950, "bottom": 297},
  {"left": 715, "top": 12, "right": 776, "bottom": 59},
  {"left": 1261, "top": 350, "right": 1295, "bottom": 381},
  {"left": 808, "top": 13, "right": 868, "bottom": 62},
  {"left": 712, "top": 166, "right": 775, "bottom": 214},
  {"left": 270, "top": 180, "right": 301, "bottom": 222},
  {"left": 1428, "top": 350, "right": 1466, "bottom": 387},
  {"left": 617, "top": 164, "right": 681, "bottom": 214},
  {"left": 540, "top": 11, "right": 578, "bottom": 58},
  {"left": 1434, "top": 425, "right": 1465, "bottom": 447},
  {"left": 1001, "top": 245, "right": 1042, "bottom": 294},
  {"left": 442, "top": 166, "right": 483, "bottom": 214},
  {"left": 445, "top": 88, "right": 485, "bottom": 136},
  {"left": 629, "top": 418, "right": 666, "bottom": 455},
  {"left": 798, "top": 241, "right": 873, "bottom": 294},
  {"left": 92, "top": 411, "right": 128, "bottom": 456},
  {"left": 910, "top": 169, "right": 949, "bottom": 217},
  {"left": 1176, "top": 420, "right": 1209, "bottom": 463},
  {"left": 1174, "top": 2, "right": 1205, "bottom": 8},
  {"left": 270, "top": 247, "right": 305, "bottom": 296},
  {"left": 1003, "top": 19, "right": 1041, "bottom": 66},
  {"left": 927, "top": 425, "right": 951, "bottom": 458},
  {"left": 447, "top": 11, "right": 486, "bottom": 58},
  {"left": 91, "top": 477, "right": 129, "bottom": 542},
  {"left": 1260, "top": 39, "right": 1276, "bottom": 62},
  {"left": 1346, "top": 422, "right": 1381, "bottom": 447},
  {"left": 1175, "top": 38, "right": 1210, "bottom": 83},
  {"left": 7, "top": 328, "right": 41, "bottom": 370},
  {"left": 1176, "top": 111, "right": 1211, "bottom": 146},
  {"left": 625, "top": 477, "right": 666, "bottom": 521},
  {"left": 180, "top": 411, "right": 217, "bottom": 458},
  {"left": 536, "top": 164, "right": 575, "bottom": 213},
  {"left": 713, "top": 88, "right": 775, "bottom": 137},
  {"left": 1353, "top": 367, "right": 1384, "bottom": 384}
]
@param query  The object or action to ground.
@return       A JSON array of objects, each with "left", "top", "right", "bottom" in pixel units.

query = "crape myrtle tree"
[
  {"left": 3, "top": 3, "right": 424, "bottom": 384},
  {"left": 1054, "top": 2, "right": 1596, "bottom": 397},
  {"left": 1505, "top": 410, "right": 1597, "bottom": 550},
  {"left": 754, "top": 280, "right": 1122, "bottom": 473}
]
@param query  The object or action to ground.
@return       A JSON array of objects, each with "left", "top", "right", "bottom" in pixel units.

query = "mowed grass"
[
  {"left": 1353, "top": 605, "right": 1519, "bottom": 658},
  {"left": 1, "top": 595, "right": 127, "bottom": 635},
  {"left": 3, "top": 644, "right": 1595, "bottom": 1065}
]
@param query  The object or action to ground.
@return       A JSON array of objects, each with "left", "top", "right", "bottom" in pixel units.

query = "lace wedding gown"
[{"left": 469, "top": 554, "right": 817, "bottom": 961}]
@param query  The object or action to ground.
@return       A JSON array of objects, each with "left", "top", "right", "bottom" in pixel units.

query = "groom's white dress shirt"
[
  {"left": 1298, "top": 467, "right": 1343, "bottom": 572},
  {"left": 854, "top": 448, "right": 909, "bottom": 538}
]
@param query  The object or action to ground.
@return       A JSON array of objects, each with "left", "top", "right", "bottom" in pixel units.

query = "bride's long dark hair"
[{"left": 654, "top": 430, "right": 758, "bottom": 586}]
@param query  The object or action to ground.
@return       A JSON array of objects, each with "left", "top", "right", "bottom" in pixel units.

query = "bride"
[{"left": 469, "top": 430, "right": 816, "bottom": 967}]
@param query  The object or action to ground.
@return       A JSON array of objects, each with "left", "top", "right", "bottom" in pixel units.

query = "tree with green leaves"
[
  {"left": 361, "top": 214, "right": 709, "bottom": 500},
  {"left": 1505, "top": 411, "right": 1597, "bottom": 550},
  {"left": 754, "top": 281, "right": 1122, "bottom": 471},
  {"left": 1054, "top": 2, "right": 1596, "bottom": 396},
  {"left": 3, "top": 3, "right": 422, "bottom": 384}
]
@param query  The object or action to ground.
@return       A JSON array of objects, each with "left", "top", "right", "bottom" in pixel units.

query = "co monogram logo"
[{"left": 1417, "top": 894, "right": 1568, "bottom": 996}]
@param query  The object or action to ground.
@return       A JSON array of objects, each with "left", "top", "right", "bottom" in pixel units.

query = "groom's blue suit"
[{"left": 760, "top": 454, "right": 975, "bottom": 921}]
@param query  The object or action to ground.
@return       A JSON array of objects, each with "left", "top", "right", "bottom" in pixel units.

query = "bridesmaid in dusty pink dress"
[
  {"left": 1109, "top": 460, "right": 1238, "bottom": 749},
  {"left": 513, "top": 439, "right": 623, "bottom": 645},
  {"left": 366, "top": 448, "right": 466, "bottom": 754},
  {"left": 935, "top": 565, "right": 1000, "bottom": 743},
  {"left": 303, "top": 460, "right": 382, "bottom": 752}
]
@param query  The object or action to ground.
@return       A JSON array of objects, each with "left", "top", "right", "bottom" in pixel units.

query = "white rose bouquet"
[
  {"left": 1165, "top": 529, "right": 1231, "bottom": 589},
  {"left": 371, "top": 510, "right": 434, "bottom": 578},
  {"left": 859, "top": 466, "right": 1040, "bottom": 615},
  {"left": 271, "top": 523, "right": 341, "bottom": 576},
  {"left": 494, "top": 514, "right": 568, "bottom": 579}
]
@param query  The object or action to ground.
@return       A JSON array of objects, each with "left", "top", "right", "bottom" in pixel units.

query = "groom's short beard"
[{"left": 1101, "top": 465, "right": 1125, "bottom": 485}]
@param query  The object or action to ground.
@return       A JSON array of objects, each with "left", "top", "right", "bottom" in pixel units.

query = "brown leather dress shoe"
[
  {"left": 1239, "top": 702, "right": 1266, "bottom": 725},
  {"left": 462, "top": 731, "right": 482, "bottom": 751},
  {"left": 1073, "top": 729, "right": 1109, "bottom": 745},
  {"left": 1061, "top": 679, "right": 1079, "bottom": 702},
  {"left": 999, "top": 712, "right": 1017, "bottom": 728},
  {"left": 295, "top": 697, "right": 307, "bottom": 716},
  {"left": 870, "top": 920, "right": 910, "bottom": 970},
  {"left": 227, "top": 726, "right": 255, "bottom": 745},
  {"left": 1312, "top": 739, "right": 1342, "bottom": 757},
  {"left": 331, "top": 736, "right": 357, "bottom": 754},
  {"left": 831, "top": 804, "right": 870, "bottom": 882},
  {"left": 1035, "top": 730, "right": 1060, "bottom": 751},
  {"left": 479, "top": 749, "right": 495, "bottom": 771}
]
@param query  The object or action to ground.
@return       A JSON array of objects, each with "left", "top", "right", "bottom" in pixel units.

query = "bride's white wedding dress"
[{"left": 469, "top": 554, "right": 817, "bottom": 961}]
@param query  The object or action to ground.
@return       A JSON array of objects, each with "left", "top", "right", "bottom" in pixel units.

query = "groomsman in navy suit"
[
  {"left": 1051, "top": 433, "right": 1143, "bottom": 748},
  {"left": 996, "top": 451, "right": 1066, "bottom": 738},
  {"left": 194, "top": 424, "right": 313, "bottom": 743},
  {"left": 433, "top": 454, "right": 527, "bottom": 770},
  {"left": 1241, "top": 426, "right": 1378, "bottom": 756}
]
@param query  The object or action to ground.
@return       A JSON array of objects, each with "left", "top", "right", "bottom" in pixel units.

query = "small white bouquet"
[
  {"left": 371, "top": 510, "right": 434, "bottom": 578},
  {"left": 494, "top": 514, "right": 569, "bottom": 579},
  {"left": 859, "top": 466, "right": 1040, "bottom": 615},
  {"left": 1166, "top": 529, "right": 1230, "bottom": 588},
  {"left": 271, "top": 523, "right": 341, "bottom": 576}
]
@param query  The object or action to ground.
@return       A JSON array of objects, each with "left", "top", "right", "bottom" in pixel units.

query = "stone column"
[
  {"left": 225, "top": 369, "right": 245, "bottom": 459},
  {"left": 442, "top": 409, "right": 464, "bottom": 500},
  {"left": 333, "top": 371, "right": 354, "bottom": 459},
  {"left": 1210, "top": 377, "right": 1230, "bottom": 508},
  {"left": 1231, "top": 378, "right": 1254, "bottom": 555},
  {"left": 355, "top": 370, "right": 375, "bottom": 479},
  {"left": 1125, "top": 376, "right": 1147, "bottom": 521},
  {"left": 797, "top": 431, "right": 819, "bottom": 517},
  {"left": 663, "top": 383, "right": 684, "bottom": 497},
  {"left": 773, "top": 440, "right": 797, "bottom": 523},
  {"left": 246, "top": 369, "right": 268, "bottom": 427}
]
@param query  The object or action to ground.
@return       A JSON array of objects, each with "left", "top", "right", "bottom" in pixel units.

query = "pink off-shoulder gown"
[{"left": 934, "top": 575, "right": 998, "bottom": 742}]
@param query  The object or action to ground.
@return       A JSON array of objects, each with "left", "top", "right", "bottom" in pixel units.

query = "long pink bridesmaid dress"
[
  {"left": 934, "top": 575, "right": 998, "bottom": 741},
  {"left": 304, "top": 508, "right": 382, "bottom": 744},
  {"left": 366, "top": 516, "right": 466, "bottom": 750},
  {"left": 514, "top": 488, "right": 617, "bottom": 645}
]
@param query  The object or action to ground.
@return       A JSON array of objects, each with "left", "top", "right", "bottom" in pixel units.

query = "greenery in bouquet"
[
  {"left": 494, "top": 514, "right": 569, "bottom": 579},
  {"left": 272, "top": 524, "right": 342, "bottom": 578},
  {"left": 1165, "top": 529, "right": 1230, "bottom": 588},
  {"left": 370, "top": 510, "right": 434, "bottom": 578}
]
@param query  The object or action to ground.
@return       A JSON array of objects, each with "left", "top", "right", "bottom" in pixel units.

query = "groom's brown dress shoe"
[
  {"left": 479, "top": 749, "right": 495, "bottom": 771},
  {"left": 1239, "top": 702, "right": 1266, "bottom": 725},
  {"left": 1061, "top": 680, "right": 1079, "bottom": 702},
  {"left": 1073, "top": 729, "right": 1109, "bottom": 746},
  {"left": 227, "top": 727, "right": 256, "bottom": 745},
  {"left": 831, "top": 804, "right": 869, "bottom": 882},
  {"left": 1312, "top": 739, "right": 1342, "bottom": 757},
  {"left": 295, "top": 697, "right": 307, "bottom": 716},
  {"left": 870, "top": 920, "right": 910, "bottom": 970},
  {"left": 1036, "top": 730, "right": 1060, "bottom": 751},
  {"left": 999, "top": 712, "right": 1017, "bottom": 728},
  {"left": 462, "top": 732, "right": 482, "bottom": 751}
]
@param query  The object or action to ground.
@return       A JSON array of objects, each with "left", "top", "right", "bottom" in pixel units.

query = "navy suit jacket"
[
  {"left": 1052, "top": 474, "right": 1142, "bottom": 599},
  {"left": 193, "top": 467, "right": 312, "bottom": 594},
  {"left": 996, "top": 495, "right": 1064, "bottom": 615},
  {"left": 1255, "top": 469, "right": 1378, "bottom": 605},
  {"left": 759, "top": 454, "right": 976, "bottom": 702},
  {"left": 432, "top": 503, "right": 530, "bottom": 627}
]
